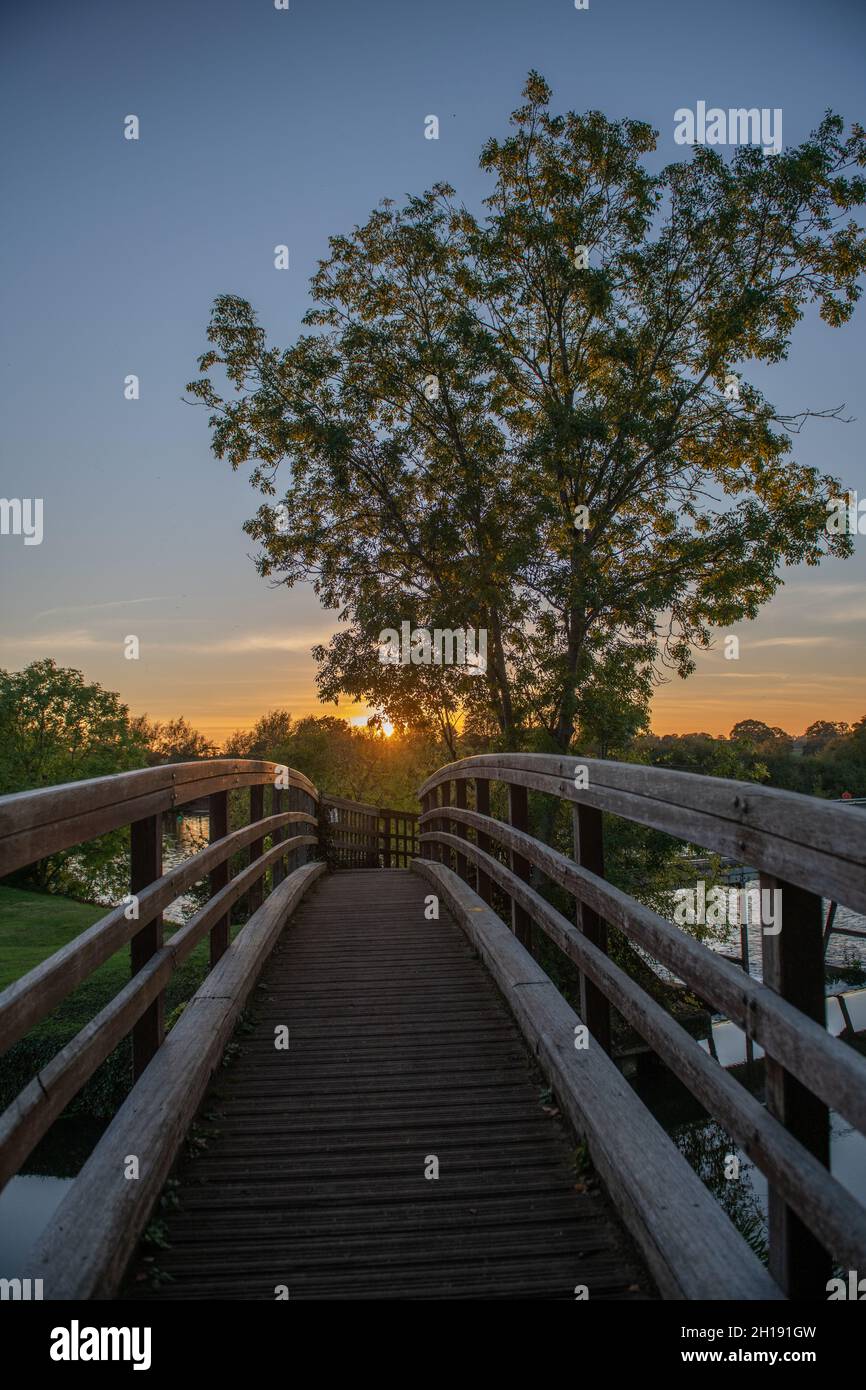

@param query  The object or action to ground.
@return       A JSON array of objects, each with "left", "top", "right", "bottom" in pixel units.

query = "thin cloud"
[
  {"left": 35, "top": 597, "right": 173, "bottom": 620},
  {"left": 746, "top": 636, "right": 835, "bottom": 649}
]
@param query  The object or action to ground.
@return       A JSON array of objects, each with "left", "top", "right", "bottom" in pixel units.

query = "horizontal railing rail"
[
  {"left": 417, "top": 753, "right": 866, "bottom": 1301},
  {"left": 0, "top": 759, "right": 318, "bottom": 878},
  {"left": 0, "top": 758, "right": 320, "bottom": 1200}
]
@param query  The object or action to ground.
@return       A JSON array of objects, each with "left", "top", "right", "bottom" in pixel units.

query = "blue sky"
[{"left": 1, "top": 0, "right": 864, "bottom": 738}]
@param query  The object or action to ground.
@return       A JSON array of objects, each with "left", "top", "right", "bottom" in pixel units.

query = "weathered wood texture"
[
  {"left": 420, "top": 830, "right": 866, "bottom": 1278},
  {"left": 0, "top": 812, "right": 316, "bottom": 1055},
  {"left": 420, "top": 806, "right": 866, "bottom": 1139},
  {"left": 320, "top": 797, "right": 419, "bottom": 869},
  {"left": 22, "top": 863, "right": 326, "bottom": 1300},
  {"left": 0, "top": 760, "right": 318, "bottom": 878},
  {"left": 121, "top": 870, "right": 651, "bottom": 1301},
  {"left": 414, "top": 860, "right": 783, "bottom": 1302},
  {"left": 418, "top": 754, "right": 866, "bottom": 914},
  {"left": 0, "top": 834, "right": 318, "bottom": 1190}
]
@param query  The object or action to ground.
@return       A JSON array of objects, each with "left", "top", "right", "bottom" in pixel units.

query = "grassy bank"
[{"left": 0, "top": 885, "right": 237, "bottom": 1118}]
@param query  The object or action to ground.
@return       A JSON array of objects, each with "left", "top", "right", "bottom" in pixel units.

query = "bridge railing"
[
  {"left": 418, "top": 753, "right": 866, "bottom": 1301},
  {"left": 0, "top": 758, "right": 319, "bottom": 1198},
  {"left": 321, "top": 795, "right": 419, "bottom": 868}
]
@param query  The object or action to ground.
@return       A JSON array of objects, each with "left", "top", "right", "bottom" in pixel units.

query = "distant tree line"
[{"left": 1, "top": 659, "right": 861, "bottom": 900}]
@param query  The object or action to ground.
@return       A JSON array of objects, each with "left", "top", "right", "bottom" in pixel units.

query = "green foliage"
[
  {"left": 0, "top": 660, "right": 151, "bottom": 896},
  {"left": 189, "top": 75, "right": 866, "bottom": 753},
  {"left": 131, "top": 714, "right": 216, "bottom": 764},
  {"left": 225, "top": 708, "right": 442, "bottom": 809}
]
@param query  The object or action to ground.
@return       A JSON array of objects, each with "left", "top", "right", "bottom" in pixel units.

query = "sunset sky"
[{"left": 2, "top": 0, "right": 864, "bottom": 743}]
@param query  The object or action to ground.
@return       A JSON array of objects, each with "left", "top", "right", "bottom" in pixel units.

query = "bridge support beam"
[
  {"left": 508, "top": 783, "right": 533, "bottom": 954},
  {"left": 572, "top": 804, "right": 612, "bottom": 1056},
  {"left": 761, "top": 874, "right": 831, "bottom": 1299},
  {"left": 130, "top": 813, "right": 164, "bottom": 1081},
  {"left": 247, "top": 784, "right": 264, "bottom": 916},
  {"left": 454, "top": 779, "right": 469, "bottom": 880},
  {"left": 474, "top": 779, "right": 494, "bottom": 905},
  {"left": 209, "top": 790, "right": 230, "bottom": 967},
  {"left": 272, "top": 786, "right": 285, "bottom": 885}
]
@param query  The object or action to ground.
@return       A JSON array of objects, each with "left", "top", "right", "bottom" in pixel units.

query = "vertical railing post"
[
  {"left": 439, "top": 782, "right": 451, "bottom": 867},
  {"left": 272, "top": 784, "right": 285, "bottom": 886},
  {"left": 572, "top": 803, "right": 611, "bottom": 1055},
  {"left": 421, "top": 795, "right": 431, "bottom": 861},
  {"left": 761, "top": 874, "right": 831, "bottom": 1299},
  {"left": 247, "top": 783, "right": 264, "bottom": 915},
  {"left": 475, "top": 778, "right": 493, "bottom": 905},
  {"left": 209, "top": 790, "right": 230, "bottom": 967},
  {"left": 382, "top": 811, "right": 392, "bottom": 868},
  {"left": 507, "top": 782, "right": 532, "bottom": 953},
  {"left": 130, "top": 813, "right": 163, "bottom": 1080},
  {"left": 287, "top": 785, "right": 299, "bottom": 875},
  {"left": 454, "top": 778, "right": 468, "bottom": 880}
]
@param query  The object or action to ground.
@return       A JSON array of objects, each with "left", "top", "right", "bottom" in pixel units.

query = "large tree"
[{"left": 189, "top": 74, "right": 866, "bottom": 753}]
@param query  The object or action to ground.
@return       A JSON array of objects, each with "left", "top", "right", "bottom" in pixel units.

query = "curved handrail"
[
  {"left": 0, "top": 758, "right": 318, "bottom": 879},
  {"left": 418, "top": 753, "right": 866, "bottom": 913},
  {"left": 430, "top": 803, "right": 866, "bottom": 1135},
  {"left": 0, "top": 830, "right": 317, "bottom": 1188},
  {"left": 0, "top": 810, "right": 316, "bottom": 1053},
  {"left": 0, "top": 758, "right": 322, "bottom": 1201},
  {"left": 417, "top": 751, "right": 866, "bottom": 1298}
]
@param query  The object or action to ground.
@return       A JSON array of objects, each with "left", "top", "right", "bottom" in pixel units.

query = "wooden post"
[
  {"left": 209, "top": 790, "right": 230, "bottom": 968},
  {"left": 454, "top": 779, "right": 469, "bottom": 880},
  {"left": 130, "top": 814, "right": 163, "bottom": 1080},
  {"left": 572, "top": 804, "right": 611, "bottom": 1055},
  {"left": 760, "top": 873, "right": 831, "bottom": 1299},
  {"left": 272, "top": 785, "right": 285, "bottom": 886},
  {"left": 439, "top": 782, "right": 451, "bottom": 868},
  {"left": 383, "top": 811, "right": 393, "bottom": 868},
  {"left": 247, "top": 784, "right": 264, "bottom": 915},
  {"left": 287, "top": 786, "right": 298, "bottom": 875},
  {"left": 475, "top": 778, "right": 493, "bottom": 905},
  {"left": 507, "top": 782, "right": 532, "bottom": 953},
  {"left": 304, "top": 790, "right": 316, "bottom": 865}
]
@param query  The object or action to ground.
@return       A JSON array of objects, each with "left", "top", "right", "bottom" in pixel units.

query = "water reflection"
[
  {"left": 162, "top": 812, "right": 209, "bottom": 923},
  {"left": 0, "top": 1175, "right": 71, "bottom": 1277}
]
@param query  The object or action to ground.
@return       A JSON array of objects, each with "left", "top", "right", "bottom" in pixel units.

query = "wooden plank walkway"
[{"left": 123, "top": 869, "right": 652, "bottom": 1300}]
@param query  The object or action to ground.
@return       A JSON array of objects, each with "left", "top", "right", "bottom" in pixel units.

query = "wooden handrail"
[
  {"left": 0, "top": 811, "right": 316, "bottom": 1053},
  {"left": 423, "top": 829, "right": 866, "bottom": 1275},
  {"left": 418, "top": 754, "right": 866, "bottom": 914},
  {"left": 417, "top": 752, "right": 866, "bottom": 1300},
  {"left": 428, "top": 804, "right": 866, "bottom": 1135},
  {"left": 0, "top": 832, "right": 317, "bottom": 1189},
  {"left": 0, "top": 759, "right": 318, "bottom": 879},
  {"left": 22, "top": 862, "right": 327, "bottom": 1300},
  {"left": 0, "top": 758, "right": 321, "bottom": 1204}
]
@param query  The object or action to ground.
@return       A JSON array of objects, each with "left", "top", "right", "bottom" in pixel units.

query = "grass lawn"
[{"left": 0, "top": 884, "right": 242, "bottom": 1117}]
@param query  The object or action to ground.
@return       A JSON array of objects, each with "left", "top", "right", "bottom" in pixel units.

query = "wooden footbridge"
[{"left": 1, "top": 755, "right": 865, "bottom": 1300}]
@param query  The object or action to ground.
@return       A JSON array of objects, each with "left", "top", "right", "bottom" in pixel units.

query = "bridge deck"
[{"left": 123, "top": 869, "right": 650, "bottom": 1299}]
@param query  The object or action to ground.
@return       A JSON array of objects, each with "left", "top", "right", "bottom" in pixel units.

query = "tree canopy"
[{"left": 189, "top": 75, "right": 866, "bottom": 752}]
